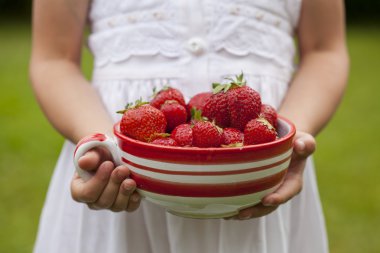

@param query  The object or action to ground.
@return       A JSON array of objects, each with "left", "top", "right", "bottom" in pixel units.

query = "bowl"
[{"left": 74, "top": 116, "right": 295, "bottom": 218}]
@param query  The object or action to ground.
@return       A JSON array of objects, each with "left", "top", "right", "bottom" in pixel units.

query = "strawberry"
[
  {"left": 160, "top": 100, "right": 188, "bottom": 132},
  {"left": 192, "top": 120, "right": 223, "bottom": 148},
  {"left": 244, "top": 118, "right": 277, "bottom": 145},
  {"left": 171, "top": 124, "right": 193, "bottom": 147},
  {"left": 187, "top": 92, "right": 212, "bottom": 115},
  {"left": 225, "top": 74, "right": 261, "bottom": 131},
  {"left": 221, "top": 128, "right": 244, "bottom": 146},
  {"left": 151, "top": 137, "right": 178, "bottom": 146},
  {"left": 118, "top": 100, "right": 167, "bottom": 142},
  {"left": 260, "top": 104, "right": 278, "bottom": 129},
  {"left": 203, "top": 73, "right": 261, "bottom": 131},
  {"left": 150, "top": 86, "right": 186, "bottom": 109},
  {"left": 202, "top": 91, "right": 230, "bottom": 128}
]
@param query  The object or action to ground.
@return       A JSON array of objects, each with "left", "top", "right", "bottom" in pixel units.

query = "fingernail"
[
  {"left": 124, "top": 183, "right": 134, "bottom": 191},
  {"left": 131, "top": 195, "right": 140, "bottom": 202},
  {"left": 238, "top": 214, "right": 251, "bottom": 220},
  {"left": 116, "top": 169, "right": 127, "bottom": 181},
  {"left": 296, "top": 140, "right": 305, "bottom": 151},
  {"left": 262, "top": 199, "right": 275, "bottom": 207}
]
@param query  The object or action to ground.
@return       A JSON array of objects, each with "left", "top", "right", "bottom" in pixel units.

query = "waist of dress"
[{"left": 91, "top": 53, "right": 295, "bottom": 84}]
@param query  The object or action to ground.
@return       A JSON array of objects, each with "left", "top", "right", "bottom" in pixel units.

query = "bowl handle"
[{"left": 73, "top": 133, "right": 122, "bottom": 181}]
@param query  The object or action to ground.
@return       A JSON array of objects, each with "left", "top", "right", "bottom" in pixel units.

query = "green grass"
[
  {"left": 0, "top": 22, "right": 379, "bottom": 253},
  {"left": 314, "top": 24, "right": 380, "bottom": 253}
]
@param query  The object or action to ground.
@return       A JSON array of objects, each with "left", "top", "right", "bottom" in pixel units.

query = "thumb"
[
  {"left": 292, "top": 132, "right": 316, "bottom": 160},
  {"left": 78, "top": 147, "right": 113, "bottom": 171}
]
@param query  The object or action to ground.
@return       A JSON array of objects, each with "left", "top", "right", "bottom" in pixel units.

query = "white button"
[
  {"left": 186, "top": 38, "right": 206, "bottom": 55},
  {"left": 107, "top": 21, "right": 115, "bottom": 27},
  {"left": 127, "top": 15, "right": 137, "bottom": 23},
  {"left": 230, "top": 6, "right": 240, "bottom": 15},
  {"left": 153, "top": 11, "right": 165, "bottom": 20},
  {"left": 255, "top": 13, "right": 264, "bottom": 21}
]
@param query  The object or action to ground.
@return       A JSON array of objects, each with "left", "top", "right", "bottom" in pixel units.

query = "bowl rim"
[{"left": 113, "top": 115, "right": 296, "bottom": 153}]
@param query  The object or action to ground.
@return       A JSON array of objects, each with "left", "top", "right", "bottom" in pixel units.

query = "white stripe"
[
  {"left": 138, "top": 185, "right": 279, "bottom": 218},
  {"left": 122, "top": 148, "right": 292, "bottom": 172},
  {"left": 130, "top": 160, "right": 290, "bottom": 183}
]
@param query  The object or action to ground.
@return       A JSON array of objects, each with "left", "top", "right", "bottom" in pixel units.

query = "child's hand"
[
  {"left": 227, "top": 131, "right": 316, "bottom": 220},
  {"left": 70, "top": 147, "right": 141, "bottom": 212}
]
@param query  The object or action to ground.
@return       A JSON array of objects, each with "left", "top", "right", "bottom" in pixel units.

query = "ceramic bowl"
[{"left": 74, "top": 116, "right": 296, "bottom": 218}]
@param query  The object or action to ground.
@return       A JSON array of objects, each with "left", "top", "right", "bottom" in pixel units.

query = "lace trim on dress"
[
  {"left": 89, "top": 7, "right": 184, "bottom": 67},
  {"left": 207, "top": 2, "right": 295, "bottom": 67}
]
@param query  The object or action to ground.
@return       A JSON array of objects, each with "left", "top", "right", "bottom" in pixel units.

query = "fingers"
[
  {"left": 261, "top": 169, "right": 304, "bottom": 206},
  {"left": 225, "top": 131, "right": 315, "bottom": 220},
  {"left": 71, "top": 161, "right": 114, "bottom": 203},
  {"left": 226, "top": 169, "right": 304, "bottom": 220},
  {"left": 78, "top": 147, "right": 112, "bottom": 171},
  {"left": 89, "top": 165, "right": 131, "bottom": 209},
  {"left": 225, "top": 203, "right": 278, "bottom": 220},
  {"left": 126, "top": 192, "right": 142, "bottom": 212},
  {"left": 72, "top": 163, "right": 142, "bottom": 213},
  {"left": 110, "top": 179, "right": 140, "bottom": 212}
]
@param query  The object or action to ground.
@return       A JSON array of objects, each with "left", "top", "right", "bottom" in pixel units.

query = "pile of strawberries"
[{"left": 118, "top": 73, "right": 279, "bottom": 148}]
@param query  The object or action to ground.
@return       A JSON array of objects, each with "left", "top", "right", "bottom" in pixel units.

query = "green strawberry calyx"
[
  {"left": 190, "top": 108, "right": 208, "bottom": 122},
  {"left": 147, "top": 133, "right": 171, "bottom": 143},
  {"left": 151, "top": 85, "right": 171, "bottom": 99},
  {"left": 221, "top": 142, "right": 244, "bottom": 148},
  {"left": 116, "top": 98, "right": 149, "bottom": 114},
  {"left": 212, "top": 72, "right": 247, "bottom": 94},
  {"left": 257, "top": 118, "right": 275, "bottom": 131}
]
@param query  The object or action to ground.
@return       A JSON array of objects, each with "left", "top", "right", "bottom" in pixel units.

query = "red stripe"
[
  {"left": 74, "top": 133, "right": 106, "bottom": 157},
  {"left": 122, "top": 156, "right": 291, "bottom": 175},
  {"left": 131, "top": 170, "right": 287, "bottom": 197},
  {"left": 119, "top": 141, "right": 291, "bottom": 164},
  {"left": 114, "top": 117, "right": 295, "bottom": 165}
]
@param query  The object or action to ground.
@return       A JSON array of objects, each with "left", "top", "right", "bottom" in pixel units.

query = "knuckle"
[
  {"left": 95, "top": 199, "right": 112, "bottom": 209},
  {"left": 71, "top": 189, "right": 81, "bottom": 202},
  {"left": 111, "top": 169, "right": 124, "bottom": 184},
  {"left": 87, "top": 203, "right": 99, "bottom": 210},
  {"left": 110, "top": 205, "right": 124, "bottom": 212},
  {"left": 126, "top": 205, "right": 139, "bottom": 213},
  {"left": 295, "top": 178, "right": 304, "bottom": 195},
  {"left": 126, "top": 194, "right": 141, "bottom": 212},
  {"left": 276, "top": 195, "right": 286, "bottom": 204},
  {"left": 81, "top": 188, "right": 99, "bottom": 203}
]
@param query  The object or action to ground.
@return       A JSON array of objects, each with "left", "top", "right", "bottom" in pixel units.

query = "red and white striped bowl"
[{"left": 74, "top": 116, "right": 295, "bottom": 218}]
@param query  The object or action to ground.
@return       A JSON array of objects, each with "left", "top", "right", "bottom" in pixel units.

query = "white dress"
[{"left": 34, "top": 0, "right": 329, "bottom": 252}]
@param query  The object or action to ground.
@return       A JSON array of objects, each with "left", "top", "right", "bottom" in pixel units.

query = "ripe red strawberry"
[
  {"left": 260, "top": 104, "right": 278, "bottom": 129},
  {"left": 225, "top": 74, "right": 261, "bottom": 131},
  {"left": 202, "top": 91, "right": 230, "bottom": 128},
  {"left": 244, "top": 118, "right": 277, "bottom": 145},
  {"left": 160, "top": 100, "right": 188, "bottom": 132},
  {"left": 192, "top": 121, "right": 222, "bottom": 148},
  {"left": 221, "top": 128, "right": 244, "bottom": 146},
  {"left": 150, "top": 86, "right": 186, "bottom": 109},
  {"left": 203, "top": 73, "right": 261, "bottom": 130},
  {"left": 171, "top": 124, "right": 193, "bottom": 147},
  {"left": 118, "top": 101, "right": 167, "bottom": 142},
  {"left": 151, "top": 137, "right": 178, "bottom": 146},
  {"left": 187, "top": 92, "right": 212, "bottom": 115}
]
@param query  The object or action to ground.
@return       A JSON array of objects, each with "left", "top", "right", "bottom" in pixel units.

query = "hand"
[
  {"left": 227, "top": 131, "right": 316, "bottom": 220},
  {"left": 71, "top": 147, "right": 141, "bottom": 212}
]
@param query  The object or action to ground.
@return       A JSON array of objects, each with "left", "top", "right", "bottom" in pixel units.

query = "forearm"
[
  {"left": 30, "top": 59, "right": 113, "bottom": 143},
  {"left": 279, "top": 48, "right": 349, "bottom": 136}
]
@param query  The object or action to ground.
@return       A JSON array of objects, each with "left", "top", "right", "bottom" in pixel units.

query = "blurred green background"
[{"left": 1, "top": 1, "right": 379, "bottom": 253}]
